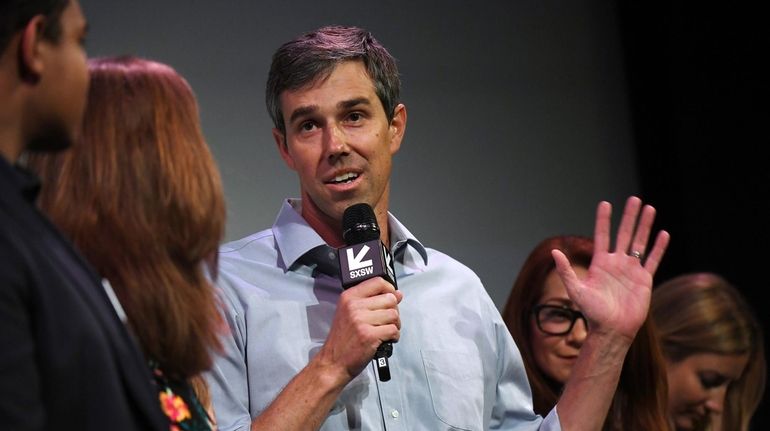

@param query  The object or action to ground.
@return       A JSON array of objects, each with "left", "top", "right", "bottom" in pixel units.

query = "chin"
[
  {"left": 673, "top": 415, "right": 696, "bottom": 431},
  {"left": 26, "top": 125, "right": 74, "bottom": 153}
]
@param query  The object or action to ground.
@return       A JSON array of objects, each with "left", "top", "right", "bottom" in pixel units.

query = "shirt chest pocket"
[{"left": 421, "top": 349, "right": 484, "bottom": 430}]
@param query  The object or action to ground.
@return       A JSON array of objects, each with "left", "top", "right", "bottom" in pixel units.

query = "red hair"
[{"left": 28, "top": 56, "right": 225, "bottom": 379}]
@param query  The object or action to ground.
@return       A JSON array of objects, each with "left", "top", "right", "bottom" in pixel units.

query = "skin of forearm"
[
  {"left": 555, "top": 333, "right": 632, "bottom": 431},
  {"left": 250, "top": 354, "right": 351, "bottom": 431}
]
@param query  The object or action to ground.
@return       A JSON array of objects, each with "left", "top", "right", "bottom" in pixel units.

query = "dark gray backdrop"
[{"left": 79, "top": 1, "right": 638, "bottom": 309}]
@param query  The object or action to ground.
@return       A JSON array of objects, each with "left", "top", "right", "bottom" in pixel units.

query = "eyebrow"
[
  {"left": 288, "top": 105, "right": 318, "bottom": 124},
  {"left": 541, "top": 299, "right": 576, "bottom": 307},
  {"left": 287, "top": 97, "right": 372, "bottom": 124},
  {"left": 339, "top": 97, "right": 371, "bottom": 110}
]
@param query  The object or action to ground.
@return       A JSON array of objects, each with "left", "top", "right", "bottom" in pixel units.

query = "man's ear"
[
  {"left": 389, "top": 103, "right": 407, "bottom": 155},
  {"left": 18, "top": 15, "right": 48, "bottom": 83},
  {"left": 273, "top": 128, "right": 296, "bottom": 171}
]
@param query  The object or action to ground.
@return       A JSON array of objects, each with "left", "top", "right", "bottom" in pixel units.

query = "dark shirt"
[{"left": 0, "top": 156, "right": 167, "bottom": 430}]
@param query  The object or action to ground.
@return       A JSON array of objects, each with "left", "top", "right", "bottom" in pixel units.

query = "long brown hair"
[
  {"left": 652, "top": 273, "right": 766, "bottom": 431},
  {"left": 27, "top": 56, "right": 225, "bottom": 379},
  {"left": 502, "top": 235, "right": 670, "bottom": 431}
]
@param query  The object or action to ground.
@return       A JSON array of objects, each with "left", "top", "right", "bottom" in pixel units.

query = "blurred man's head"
[
  {"left": 0, "top": 0, "right": 88, "bottom": 160},
  {"left": 0, "top": 0, "right": 69, "bottom": 53}
]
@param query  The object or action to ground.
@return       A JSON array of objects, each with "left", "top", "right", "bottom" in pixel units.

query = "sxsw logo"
[
  {"left": 346, "top": 245, "right": 374, "bottom": 278},
  {"left": 339, "top": 239, "right": 394, "bottom": 289}
]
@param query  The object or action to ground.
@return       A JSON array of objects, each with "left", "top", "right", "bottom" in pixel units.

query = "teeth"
[{"left": 332, "top": 172, "right": 358, "bottom": 183}]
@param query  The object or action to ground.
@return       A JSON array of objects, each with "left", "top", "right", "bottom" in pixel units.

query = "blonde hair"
[{"left": 652, "top": 272, "right": 766, "bottom": 431}]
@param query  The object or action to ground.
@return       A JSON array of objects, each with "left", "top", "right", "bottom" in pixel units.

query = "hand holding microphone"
[{"left": 337, "top": 203, "right": 399, "bottom": 381}]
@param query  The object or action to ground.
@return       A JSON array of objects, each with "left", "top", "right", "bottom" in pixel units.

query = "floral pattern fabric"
[{"left": 151, "top": 362, "right": 215, "bottom": 431}]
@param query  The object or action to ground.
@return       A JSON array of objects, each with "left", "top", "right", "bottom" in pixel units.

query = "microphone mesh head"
[{"left": 342, "top": 203, "right": 380, "bottom": 244}]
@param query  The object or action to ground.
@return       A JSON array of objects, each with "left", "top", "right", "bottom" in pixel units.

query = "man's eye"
[
  {"left": 300, "top": 122, "right": 316, "bottom": 132},
  {"left": 347, "top": 112, "right": 363, "bottom": 122}
]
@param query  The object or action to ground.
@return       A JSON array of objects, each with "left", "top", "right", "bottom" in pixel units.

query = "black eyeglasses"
[{"left": 533, "top": 304, "right": 589, "bottom": 335}]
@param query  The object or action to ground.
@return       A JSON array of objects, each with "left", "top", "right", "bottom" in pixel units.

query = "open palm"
[{"left": 552, "top": 196, "right": 670, "bottom": 342}]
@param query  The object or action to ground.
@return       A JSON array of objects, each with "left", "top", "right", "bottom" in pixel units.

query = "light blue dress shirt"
[{"left": 207, "top": 199, "right": 560, "bottom": 430}]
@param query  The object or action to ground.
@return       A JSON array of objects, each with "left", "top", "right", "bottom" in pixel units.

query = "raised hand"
[{"left": 551, "top": 196, "right": 670, "bottom": 342}]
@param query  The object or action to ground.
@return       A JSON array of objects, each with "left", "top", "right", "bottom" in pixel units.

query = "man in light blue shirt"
[{"left": 207, "top": 25, "right": 670, "bottom": 431}]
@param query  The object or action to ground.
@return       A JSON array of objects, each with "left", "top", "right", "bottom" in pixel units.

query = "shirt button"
[{"left": 391, "top": 410, "right": 400, "bottom": 419}]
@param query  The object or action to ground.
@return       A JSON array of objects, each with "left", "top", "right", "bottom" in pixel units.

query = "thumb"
[{"left": 551, "top": 249, "right": 581, "bottom": 297}]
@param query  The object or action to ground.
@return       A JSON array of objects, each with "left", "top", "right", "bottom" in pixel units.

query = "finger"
[
  {"left": 593, "top": 201, "right": 612, "bottom": 253},
  {"left": 629, "top": 204, "right": 656, "bottom": 258},
  {"left": 614, "top": 196, "right": 642, "bottom": 253},
  {"left": 364, "top": 292, "right": 400, "bottom": 311},
  {"left": 552, "top": 249, "right": 581, "bottom": 298},
  {"left": 643, "top": 230, "right": 670, "bottom": 275},
  {"left": 372, "top": 323, "right": 400, "bottom": 343},
  {"left": 393, "top": 290, "right": 404, "bottom": 303},
  {"left": 367, "top": 308, "right": 401, "bottom": 328},
  {"left": 344, "top": 277, "right": 397, "bottom": 299}
]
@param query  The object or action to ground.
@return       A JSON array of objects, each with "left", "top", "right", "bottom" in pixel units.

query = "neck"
[
  {"left": 301, "top": 202, "right": 345, "bottom": 248},
  {"left": 1, "top": 53, "right": 26, "bottom": 164},
  {"left": 299, "top": 197, "right": 391, "bottom": 249}
]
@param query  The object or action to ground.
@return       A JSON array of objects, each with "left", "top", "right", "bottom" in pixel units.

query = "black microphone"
[{"left": 338, "top": 203, "right": 397, "bottom": 382}]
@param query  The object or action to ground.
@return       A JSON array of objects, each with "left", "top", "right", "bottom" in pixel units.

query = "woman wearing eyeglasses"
[{"left": 502, "top": 235, "right": 671, "bottom": 431}]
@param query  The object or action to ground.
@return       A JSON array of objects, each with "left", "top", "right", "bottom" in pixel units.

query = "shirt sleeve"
[
  {"left": 487, "top": 296, "right": 562, "bottom": 431},
  {"left": 205, "top": 283, "right": 252, "bottom": 431}
]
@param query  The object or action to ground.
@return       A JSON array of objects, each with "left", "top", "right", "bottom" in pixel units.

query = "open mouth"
[{"left": 328, "top": 172, "right": 359, "bottom": 184}]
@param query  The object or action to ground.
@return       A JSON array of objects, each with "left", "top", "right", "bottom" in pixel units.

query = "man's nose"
[{"left": 324, "top": 124, "right": 349, "bottom": 160}]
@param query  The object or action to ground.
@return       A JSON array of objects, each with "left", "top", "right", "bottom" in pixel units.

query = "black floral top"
[{"left": 150, "top": 361, "right": 215, "bottom": 431}]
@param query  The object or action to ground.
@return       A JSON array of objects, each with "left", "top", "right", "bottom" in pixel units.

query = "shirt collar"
[
  {"left": 387, "top": 211, "right": 429, "bottom": 266},
  {"left": 0, "top": 155, "right": 41, "bottom": 203},
  {"left": 273, "top": 198, "right": 428, "bottom": 273},
  {"left": 272, "top": 199, "right": 329, "bottom": 271}
]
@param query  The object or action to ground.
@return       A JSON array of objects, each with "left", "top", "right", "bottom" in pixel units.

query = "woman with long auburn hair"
[
  {"left": 502, "top": 235, "right": 671, "bottom": 431},
  {"left": 26, "top": 56, "right": 226, "bottom": 430}
]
